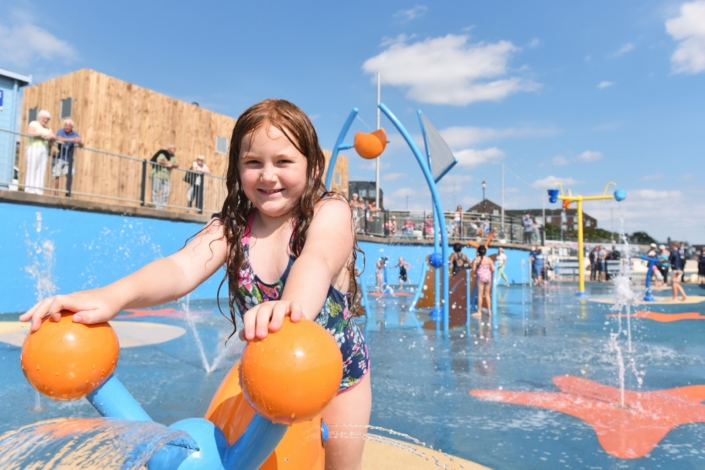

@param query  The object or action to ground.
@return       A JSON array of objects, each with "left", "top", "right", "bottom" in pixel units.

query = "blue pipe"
[
  {"left": 325, "top": 108, "right": 358, "bottom": 190},
  {"left": 379, "top": 103, "right": 449, "bottom": 335},
  {"left": 87, "top": 375, "right": 152, "bottom": 421},
  {"left": 466, "top": 268, "right": 471, "bottom": 329},
  {"left": 636, "top": 254, "right": 657, "bottom": 302},
  {"left": 492, "top": 261, "right": 499, "bottom": 329},
  {"left": 408, "top": 260, "right": 429, "bottom": 311}
]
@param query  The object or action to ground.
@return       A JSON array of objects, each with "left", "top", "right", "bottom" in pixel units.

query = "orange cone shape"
[{"left": 353, "top": 128, "right": 387, "bottom": 159}]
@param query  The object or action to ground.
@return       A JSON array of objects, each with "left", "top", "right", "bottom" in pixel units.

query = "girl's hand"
[
  {"left": 19, "top": 291, "right": 121, "bottom": 332},
  {"left": 240, "top": 301, "right": 303, "bottom": 342}
]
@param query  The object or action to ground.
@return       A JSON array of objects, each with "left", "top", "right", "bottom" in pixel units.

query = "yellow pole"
[{"left": 576, "top": 199, "right": 586, "bottom": 296}]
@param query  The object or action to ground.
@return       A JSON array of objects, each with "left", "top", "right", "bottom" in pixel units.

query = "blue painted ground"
[{"left": 2, "top": 283, "right": 705, "bottom": 469}]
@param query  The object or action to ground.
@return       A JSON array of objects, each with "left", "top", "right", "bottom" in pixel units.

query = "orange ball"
[
  {"left": 21, "top": 311, "right": 119, "bottom": 400},
  {"left": 240, "top": 317, "right": 343, "bottom": 424},
  {"left": 353, "top": 128, "right": 387, "bottom": 159}
]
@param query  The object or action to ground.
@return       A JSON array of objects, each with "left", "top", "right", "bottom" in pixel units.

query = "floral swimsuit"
[{"left": 234, "top": 213, "right": 370, "bottom": 393}]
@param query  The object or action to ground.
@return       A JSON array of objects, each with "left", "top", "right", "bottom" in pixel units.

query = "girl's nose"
[{"left": 260, "top": 168, "right": 276, "bottom": 182}]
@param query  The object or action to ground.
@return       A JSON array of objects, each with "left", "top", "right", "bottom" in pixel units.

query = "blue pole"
[
  {"left": 324, "top": 108, "right": 358, "bottom": 190},
  {"left": 408, "top": 261, "right": 429, "bottom": 311},
  {"left": 380, "top": 104, "right": 449, "bottom": 334},
  {"left": 636, "top": 255, "right": 657, "bottom": 302},
  {"left": 86, "top": 375, "right": 152, "bottom": 421},
  {"left": 466, "top": 268, "right": 471, "bottom": 329},
  {"left": 492, "top": 261, "right": 499, "bottom": 329}
]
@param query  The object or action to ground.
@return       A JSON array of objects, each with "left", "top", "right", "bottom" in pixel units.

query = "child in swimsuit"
[
  {"left": 472, "top": 245, "right": 495, "bottom": 316},
  {"left": 20, "top": 99, "right": 371, "bottom": 469},
  {"left": 393, "top": 257, "right": 411, "bottom": 287},
  {"left": 449, "top": 242, "right": 469, "bottom": 277}
]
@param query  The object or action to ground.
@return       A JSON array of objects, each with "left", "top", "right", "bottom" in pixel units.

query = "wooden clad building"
[{"left": 19, "top": 68, "right": 348, "bottom": 209}]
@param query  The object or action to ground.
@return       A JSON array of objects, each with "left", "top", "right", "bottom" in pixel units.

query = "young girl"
[
  {"left": 392, "top": 256, "right": 411, "bottom": 287},
  {"left": 20, "top": 99, "right": 371, "bottom": 470},
  {"left": 472, "top": 245, "right": 495, "bottom": 316},
  {"left": 449, "top": 243, "right": 470, "bottom": 277}
]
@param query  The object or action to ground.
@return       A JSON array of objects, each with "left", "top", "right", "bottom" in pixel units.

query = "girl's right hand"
[{"left": 19, "top": 290, "right": 121, "bottom": 332}]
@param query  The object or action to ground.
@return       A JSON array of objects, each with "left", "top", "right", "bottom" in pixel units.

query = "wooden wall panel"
[{"left": 19, "top": 69, "right": 349, "bottom": 211}]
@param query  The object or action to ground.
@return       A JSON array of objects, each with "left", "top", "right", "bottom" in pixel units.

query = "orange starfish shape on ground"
[
  {"left": 605, "top": 311, "right": 705, "bottom": 322},
  {"left": 118, "top": 308, "right": 211, "bottom": 319},
  {"left": 470, "top": 375, "right": 705, "bottom": 459}
]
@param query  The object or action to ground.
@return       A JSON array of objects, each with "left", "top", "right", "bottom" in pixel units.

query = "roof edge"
[{"left": 0, "top": 67, "right": 32, "bottom": 86}]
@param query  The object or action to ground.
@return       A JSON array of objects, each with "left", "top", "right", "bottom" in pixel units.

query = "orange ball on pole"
[
  {"left": 353, "top": 128, "right": 387, "bottom": 159},
  {"left": 20, "top": 311, "right": 119, "bottom": 400},
  {"left": 240, "top": 317, "right": 343, "bottom": 424}
]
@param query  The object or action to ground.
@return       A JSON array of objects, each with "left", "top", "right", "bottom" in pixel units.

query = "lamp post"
[{"left": 481, "top": 180, "right": 486, "bottom": 213}]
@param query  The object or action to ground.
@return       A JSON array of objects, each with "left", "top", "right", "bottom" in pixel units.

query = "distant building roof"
[{"left": 0, "top": 67, "right": 32, "bottom": 86}]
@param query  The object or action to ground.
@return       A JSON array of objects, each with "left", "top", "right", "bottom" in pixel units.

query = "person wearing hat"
[
  {"left": 647, "top": 243, "right": 658, "bottom": 258},
  {"left": 186, "top": 155, "right": 210, "bottom": 209}
]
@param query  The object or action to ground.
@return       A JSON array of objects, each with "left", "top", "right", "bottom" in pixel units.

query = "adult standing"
[
  {"left": 53, "top": 119, "right": 83, "bottom": 192},
  {"left": 530, "top": 247, "right": 546, "bottom": 286},
  {"left": 452, "top": 205, "right": 463, "bottom": 238},
  {"left": 589, "top": 246, "right": 598, "bottom": 281},
  {"left": 149, "top": 145, "right": 178, "bottom": 210},
  {"left": 24, "top": 110, "right": 56, "bottom": 195},
  {"left": 697, "top": 246, "right": 705, "bottom": 284},
  {"left": 186, "top": 155, "right": 210, "bottom": 209},
  {"left": 669, "top": 241, "right": 687, "bottom": 301},
  {"left": 522, "top": 213, "right": 534, "bottom": 245},
  {"left": 656, "top": 245, "right": 670, "bottom": 284},
  {"left": 496, "top": 247, "right": 510, "bottom": 286}
]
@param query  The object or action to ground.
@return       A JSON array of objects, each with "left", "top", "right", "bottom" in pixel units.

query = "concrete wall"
[{"left": 0, "top": 202, "right": 224, "bottom": 314}]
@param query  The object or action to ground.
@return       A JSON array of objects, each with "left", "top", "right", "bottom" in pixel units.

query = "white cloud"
[
  {"left": 439, "top": 125, "right": 559, "bottom": 147},
  {"left": 0, "top": 10, "right": 78, "bottom": 68},
  {"left": 666, "top": 1, "right": 705, "bottom": 74},
  {"left": 393, "top": 5, "right": 428, "bottom": 22},
  {"left": 382, "top": 172, "right": 406, "bottom": 181},
  {"left": 679, "top": 173, "right": 695, "bottom": 180},
  {"left": 391, "top": 187, "right": 425, "bottom": 198},
  {"left": 552, "top": 156, "right": 569, "bottom": 166},
  {"left": 640, "top": 173, "right": 666, "bottom": 181},
  {"left": 362, "top": 34, "right": 539, "bottom": 105},
  {"left": 531, "top": 176, "right": 580, "bottom": 189},
  {"left": 613, "top": 43, "right": 635, "bottom": 57},
  {"left": 528, "top": 38, "right": 541, "bottom": 48},
  {"left": 633, "top": 189, "right": 683, "bottom": 199},
  {"left": 454, "top": 147, "right": 504, "bottom": 167},
  {"left": 598, "top": 81, "right": 615, "bottom": 89},
  {"left": 576, "top": 150, "right": 603, "bottom": 162}
]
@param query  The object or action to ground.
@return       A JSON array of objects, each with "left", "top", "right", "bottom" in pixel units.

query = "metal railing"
[
  {"left": 0, "top": 128, "right": 227, "bottom": 215},
  {"left": 352, "top": 208, "right": 526, "bottom": 243}
]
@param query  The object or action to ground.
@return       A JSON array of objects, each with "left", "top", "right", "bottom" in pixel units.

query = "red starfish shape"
[
  {"left": 605, "top": 311, "right": 705, "bottom": 322},
  {"left": 118, "top": 308, "right": 211, "bottom": 319},
  {"left": 470, "top": 375, "right": 705, "bottom": 459}
]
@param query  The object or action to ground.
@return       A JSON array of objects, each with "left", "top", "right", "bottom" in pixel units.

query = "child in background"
[
  {"left": 472, "top": 245, "right": 495, "bottom": 317},
  {"left": 393, "top": 256, "right": 411, "bottom": 288},
  {"left": 21, "top": 99, "right": 371, "bottom": 469}
]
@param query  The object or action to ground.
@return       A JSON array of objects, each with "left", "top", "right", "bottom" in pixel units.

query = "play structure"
[
  {"left": 326, "top": 104, "right": 458, "bottom": 335},
  {"left": 547, "top": 183, "right": 626, "bottom": 296},
  {"left": 1, "top": 312, "right": 341, "bottom": 469},
  {"left": 636, "top": 254, "right": 658, "bottom": 302},
  {"left": 412, "top": 233, "right": 500, "bottom": 330}
]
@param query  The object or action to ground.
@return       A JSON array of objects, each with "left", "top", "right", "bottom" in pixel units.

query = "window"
[
  {"left": 60, "top": 97, "right": 72, "bottom": 119},
  {"left": 215, "top": 136, "right": 228, "bottom": 154},
  {"left": 335, "top": 172, "right": 341, "bottom": 185},
  {"left": 493, "top": 209, "right": 499, "bottom": 215},
  {"left": 28, "top": 107, "right": 37, "bottom": 123}
]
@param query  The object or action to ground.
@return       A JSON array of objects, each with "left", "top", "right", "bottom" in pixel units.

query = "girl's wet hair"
[
  {"left": 477, "top": 245, "right": 487, "bottom": 256},
  {"left": 215, "top": 99, "right": 363, "bottom": 339},
  {"left": 453, "top": 243, "right": 462, "bottom": 253}
]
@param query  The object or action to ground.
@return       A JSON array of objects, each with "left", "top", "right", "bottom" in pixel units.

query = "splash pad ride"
[{"left": 1, "top": 313, "right": 341, "bottom": 469}]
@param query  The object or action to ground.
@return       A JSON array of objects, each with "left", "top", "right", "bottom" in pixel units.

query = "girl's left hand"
[{"left": 240, "top": 300, "right": 303, "bottom": 341}]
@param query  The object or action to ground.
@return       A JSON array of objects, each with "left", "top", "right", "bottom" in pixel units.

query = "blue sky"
[{"left": 2, "top": 0, "right": 704, "bottom": 242}]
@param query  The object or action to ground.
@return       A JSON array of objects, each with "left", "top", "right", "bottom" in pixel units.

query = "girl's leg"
[
  {"left": 484, "top": 283, "right": 492, "bottom": 316},
  {"left": 322, "top": 373, "right": 372, "bottom": 470}
]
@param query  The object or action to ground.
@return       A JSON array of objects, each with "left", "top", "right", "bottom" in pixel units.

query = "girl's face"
[{"left": 239, "top": 125, "right": 308, "bottom": 219}]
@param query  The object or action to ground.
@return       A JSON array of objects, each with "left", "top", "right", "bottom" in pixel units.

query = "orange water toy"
[
  {"left": 12, "top": 312, "right": 341, "bottom": 469},
  {"left": 240, "top": 317, "right": 343, "bottom": 424},
  {"left": 353, "top": 128, "right": 387, "bottom": 159},
  {"left": 20, "top": 311, "right": 119, "bottom": 400}
]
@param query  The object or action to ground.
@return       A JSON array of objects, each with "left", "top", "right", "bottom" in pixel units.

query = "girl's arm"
[
  {"left": 242, "top": 198, "right": 354, "bottom": 340},
  {"left": 21, "top": 219, "right": 229, "bottom": 331}
]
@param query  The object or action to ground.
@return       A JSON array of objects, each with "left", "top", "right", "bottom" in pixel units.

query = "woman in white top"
[
  {"left": 453, "top": 205, "right": 463, "bottom": 238},
  {"left": 496, "top": 247, "right": 510, "bottom": 286},
  {"left": 24, "top": 110, "right": 56, "bottom": 195},
  {"left": 186, "top": 155, "right": 210, "bottom": 208}
]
